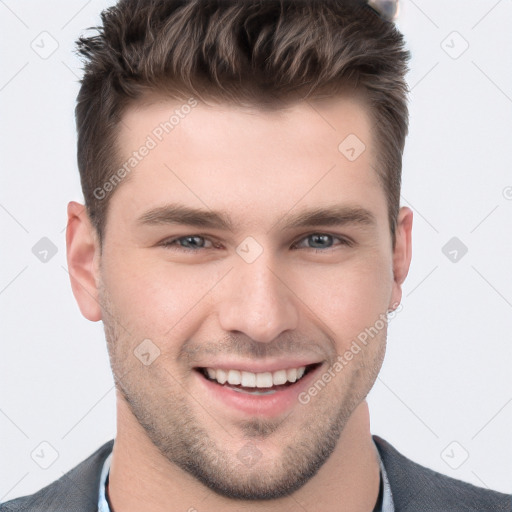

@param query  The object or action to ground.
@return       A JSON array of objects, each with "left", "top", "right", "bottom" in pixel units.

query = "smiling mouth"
[{"left": 195, "top": 363, "right": 321, "bottom": 395}]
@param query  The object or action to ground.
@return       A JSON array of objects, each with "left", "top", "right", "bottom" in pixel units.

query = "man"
[{"left": 1, "top": 0, "right": 510, "bottom": 511}]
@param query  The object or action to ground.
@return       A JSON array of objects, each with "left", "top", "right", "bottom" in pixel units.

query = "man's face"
[{"left": 94, "top": 95, "right": 407, "bottom": 499}]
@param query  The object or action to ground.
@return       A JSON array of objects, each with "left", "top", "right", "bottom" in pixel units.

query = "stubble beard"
[{"left": 99, "top": 285, "right": 386, "bottom": 501}]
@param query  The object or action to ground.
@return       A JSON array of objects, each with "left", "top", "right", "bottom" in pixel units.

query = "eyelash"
[{"left": 159, "top": 233, "right": 353, "bottom": 253}]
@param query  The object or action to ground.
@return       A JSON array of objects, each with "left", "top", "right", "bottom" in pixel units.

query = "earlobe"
[
  {"left": 389, "top": 206, "right": 413, "bottom": 310},
  {"left": 66, "top": 201, "right": 102, "bottom": 322}
]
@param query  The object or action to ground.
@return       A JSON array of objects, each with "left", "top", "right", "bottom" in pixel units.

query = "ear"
[
  {"left": 389, "top": 206, "right": 413, "bottom": 311},
  {"left": 66, "top": 201, "right": 102, "bottom": 322}
]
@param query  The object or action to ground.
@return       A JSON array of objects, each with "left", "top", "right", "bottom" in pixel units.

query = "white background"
[{"left": 1, "top": 0, "right": 511, "bottom": 501}]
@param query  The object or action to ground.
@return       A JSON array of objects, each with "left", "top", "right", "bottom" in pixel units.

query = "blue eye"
[
  {"left": 161, "top": 235, "right": 213, "bottom": 251},
  {"left": 160, "top": 233, "right": 352, "bottom": 252},
  {"left": 293, "top": 233, "right": 352, "bottom": 251}
]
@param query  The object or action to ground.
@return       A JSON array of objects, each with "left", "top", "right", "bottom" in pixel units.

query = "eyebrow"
[
  {"left": 137, "top": 204, "right": 235, "bottom": 231},
  {"left": 136, "top": 203, "right": 376, "bottom": 232},
  {"left": 278, "top": 205, "right": 376, "bottom": 230}
]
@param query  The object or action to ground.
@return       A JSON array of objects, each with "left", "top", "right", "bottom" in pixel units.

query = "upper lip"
[{"left": 195, "top": 359, "right": 323, "bottom": 374}]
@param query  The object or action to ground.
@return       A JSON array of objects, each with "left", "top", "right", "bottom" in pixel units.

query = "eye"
[
  {"left": 292, "top": 233, "right": 353, "bottom": 251},
  {"left": 159, "top": 233, "right": 353, "bottom": 253},
  {"left": 160, "top": 235, "right": 216, "bottom": 251}
]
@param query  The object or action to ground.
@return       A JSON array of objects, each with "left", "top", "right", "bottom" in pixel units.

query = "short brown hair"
[{"left": 75, "top": 0, "right": 410, "bottom": 246}]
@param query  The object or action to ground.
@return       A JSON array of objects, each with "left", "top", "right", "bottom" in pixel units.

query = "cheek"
[
  {"left": 101, "top": 254, "right": 219, "bottom": 340},
  {"left": 294, "top": 253, "right": 392, "bottom": 344}
]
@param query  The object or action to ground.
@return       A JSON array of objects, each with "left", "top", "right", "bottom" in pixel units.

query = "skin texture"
[{"left": 66, "top": 94, "right": 413, "bottom": 512}]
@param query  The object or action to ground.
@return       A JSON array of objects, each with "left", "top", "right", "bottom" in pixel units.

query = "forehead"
[
  {"left": 121, "top": 92, "right": 373, "bottom": 146},
  {"left": 109, "top": 94, "right": 385, "bottom": 232},
  {"left": 118, "top": 92, "right": 374, "bottom": 157}
]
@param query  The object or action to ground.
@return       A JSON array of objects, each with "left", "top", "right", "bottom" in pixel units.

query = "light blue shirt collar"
[
  {"left": 98, "top": 442, "right": 394, "bottom": 512},
  {"left": 97, "top": 451, "right": 112, "bottom": 512}
]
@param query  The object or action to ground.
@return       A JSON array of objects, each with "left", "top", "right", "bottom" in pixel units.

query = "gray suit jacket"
[{"left": 1, "top": 436, "right": 510, "bottom": 511}]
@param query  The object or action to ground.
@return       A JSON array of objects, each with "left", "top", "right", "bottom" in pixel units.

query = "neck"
[{"left": 107, "top": 399, "right": 380, "bottom": 512}]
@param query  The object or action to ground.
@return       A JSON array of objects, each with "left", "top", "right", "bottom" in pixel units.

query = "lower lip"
[{"left": 195, "top": 364, "right": 323, "bottom": 417}]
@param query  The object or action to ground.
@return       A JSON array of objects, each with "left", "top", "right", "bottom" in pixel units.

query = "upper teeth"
[{"left": 205, "top": 367, "right": 307, "bottom": 388}]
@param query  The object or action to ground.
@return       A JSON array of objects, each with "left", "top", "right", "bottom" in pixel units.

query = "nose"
[{"left": 217, "top": 254, "right": 299, "bottom": 344}]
